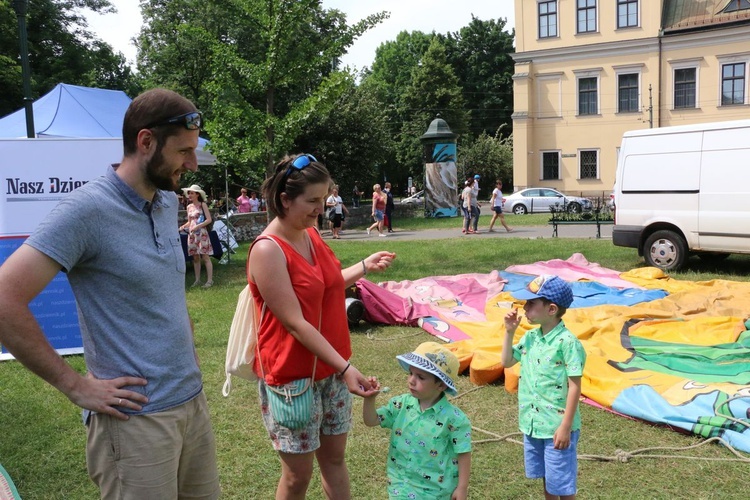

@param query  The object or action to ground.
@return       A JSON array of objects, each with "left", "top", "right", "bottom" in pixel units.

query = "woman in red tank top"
[
  {"left": 366, "top": 183, "right": 387, "bottom": 237},
  {"left": 248, "top": 153, "right": 396, "bottom": 499}
]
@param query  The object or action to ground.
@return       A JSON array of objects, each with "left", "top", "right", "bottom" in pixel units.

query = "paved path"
[{"left": 328, "top": 222, "right": 613, "bottom": 242}]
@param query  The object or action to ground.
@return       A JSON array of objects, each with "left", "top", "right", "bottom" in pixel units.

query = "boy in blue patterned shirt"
[
  {"left": 363, "top": 342, "right": 472, "bottom": 500},
  {"left": 502, "top": 275, "right": 586, "bottom": 500}
]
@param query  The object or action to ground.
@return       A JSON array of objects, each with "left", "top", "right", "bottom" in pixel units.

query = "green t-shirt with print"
[
  {"left": 376, "top": 393, "right": 471, "bottom": 499},
  {"left": 512, "top": 320, "right": 586, "bottom": 438}
]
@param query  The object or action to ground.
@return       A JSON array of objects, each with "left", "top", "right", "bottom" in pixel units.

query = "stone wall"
[
  {"left": 178, "top": 211, "right": 268, "bottom": 242},
  {"left": 179, "top": 203, "right": 424, "bottom": 243}
]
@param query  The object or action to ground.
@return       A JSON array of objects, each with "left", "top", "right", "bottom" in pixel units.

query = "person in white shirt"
[
  {"left": 326, "top": 186, "right": 348, "bottom": 239},
  {"left": 488, "top": 179, "right": 513, "bottom": 232},
  {"left": 249, "top": 191, "right": 261, "bottom": 212}
]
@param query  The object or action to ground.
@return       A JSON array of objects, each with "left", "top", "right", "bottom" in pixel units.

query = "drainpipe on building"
[{"left": 657, "top": 30, "right": 663, "bottom": 128}]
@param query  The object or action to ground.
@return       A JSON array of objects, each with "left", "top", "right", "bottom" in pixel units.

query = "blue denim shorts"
[
  {"left": 373, "top": 209, "right": 384, "bottom": 221},
  {"left": 258, "top": 375, "right": 352, "bottom": 454},
  {"left": 523, "top": 430, "right": 579, "bottom": 496}
]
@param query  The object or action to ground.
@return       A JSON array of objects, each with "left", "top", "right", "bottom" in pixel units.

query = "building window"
[
  {"left": 721, "top": 63, "right": 745, "bottom": 105},
  {"left": 721, "top": 0, "right": 750, "bottom": 13},
  {"left": 674, "top": 68, "right": 696, "bottom": 109},
  {"left": 577, "top": 0, "right": 597, "bottom": 33},
  {"left": 618, "top": 73, "right": 639, "bottom": 112},
  {"left": 539, "top": 1, "right": 558, "bottom": 38},
  {"left": 579, "top": 150, "right": 598, "bottom": 179},
  {"left": 617, "top": 0, "right": 638, "bottom": 28},
  {"left": 542, "top": 152, "right": 560, "bottom": 180},
  {"left": 578, "top": 77, "right": 598, "bottom": 115}
]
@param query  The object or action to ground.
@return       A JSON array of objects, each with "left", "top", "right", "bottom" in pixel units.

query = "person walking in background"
[
  {"left": 471, "top": 174, "right": 481, "bottom": 233},
  {"left": 488, "top": 179, "right": 513, "bottom": 233},
  {"left": 236, "top": 187, "right": 251, "bottom": 213},
  {"left": 384, "top": 181, "right": 395, "bottom": 233},
  {"left": 249, "top": 191, "right": 261, "bottom": 212},
  {"left": 461, "top": 176, "right": 477, "bottom": 234},
  {"left": 363, "top": 342, "right": 472, "bottom": 500},
  {"left": 180, "top": 184, "right": 214, "bottom": 288},
  {"left": 326, "top": 185, "right": 348, "bottom": 239},
  {"left": 367, "top": 183, "right": 387, "bottom": 237},
  {"left": 248, "top": 153, "right": 395, "bottom": 499},
  {"left": 0, "top": 88, "right": 220, "bottom": 498},
  {"left": 502, "top": 275, "right": 586, "bottom": 500},
  {"left": 352, "top": 183, "right": 362, "bottom": 208}
]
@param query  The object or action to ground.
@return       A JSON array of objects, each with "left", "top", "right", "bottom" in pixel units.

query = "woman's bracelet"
[
  {"left": 361, "top": 260, "right": 367, "bottom": 276},
  {"left": 340, "top": 362, "right": 351, "bottom": 376}
]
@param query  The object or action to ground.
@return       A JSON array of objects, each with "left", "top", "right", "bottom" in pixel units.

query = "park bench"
[{"left": 548, "top": 205, "right": 613, "bottom": 239}]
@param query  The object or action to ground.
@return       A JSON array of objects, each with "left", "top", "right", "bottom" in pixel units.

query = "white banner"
[{"left": 0, "top": 138, "right": 122, "bottom": 360}]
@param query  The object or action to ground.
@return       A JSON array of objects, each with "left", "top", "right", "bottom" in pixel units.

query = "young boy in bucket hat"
[
  {"left": 363, "top": 342, "right": 472, "bottom": 500},
  {"left": 502, "top": 275, "right": 586, "bottom": 499}
]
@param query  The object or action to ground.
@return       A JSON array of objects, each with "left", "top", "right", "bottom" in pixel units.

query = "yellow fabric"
[{"left": 448, "top": 271, "right": 750, "bottom": 408}]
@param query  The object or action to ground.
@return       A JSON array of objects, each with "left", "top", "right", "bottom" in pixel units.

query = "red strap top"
[
  {"left": 248, "top": 228, "right": 350, "bottom": 385},
  {"left": 374, "top": 193, "right": 386, "bottom": 211}
]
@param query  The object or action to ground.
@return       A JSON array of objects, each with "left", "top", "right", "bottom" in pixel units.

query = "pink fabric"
[
  {"left": 356, "top": 271, "right": 507, "bottom": 330},
  {"left": 506, "top": 253, "right": 642, "bottom": 289}
]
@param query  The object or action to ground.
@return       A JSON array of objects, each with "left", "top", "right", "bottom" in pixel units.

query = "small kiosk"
[{"left": 419, "top": 116, "right": 459, "bottom": 217}]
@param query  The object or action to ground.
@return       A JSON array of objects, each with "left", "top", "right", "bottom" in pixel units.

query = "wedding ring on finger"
[{"left": 117, "top": 398, "right": 123, "bottom": 406}]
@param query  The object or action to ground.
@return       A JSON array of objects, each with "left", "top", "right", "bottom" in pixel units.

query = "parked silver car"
[
  {"left": 502, "top": 188, "right": 592, "bottom": 215},
  {"left": 399, "top": 190, "right": 424, "bottom": 205}
]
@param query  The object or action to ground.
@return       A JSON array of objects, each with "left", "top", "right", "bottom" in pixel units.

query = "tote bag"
[
  {"left": 222, "top": 284, "right": 265, "bottom": 396},
  {"left": 222, "top": 235, "right": 281, "bottom": 396}
]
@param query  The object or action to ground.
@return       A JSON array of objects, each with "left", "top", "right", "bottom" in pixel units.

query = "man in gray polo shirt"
[{"left": 0, "top": 89, "right": 220, "bottom": 498}]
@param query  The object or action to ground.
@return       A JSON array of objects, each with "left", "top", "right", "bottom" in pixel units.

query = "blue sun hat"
[
  {"left": 474, "top": 174, "right": 480, "bottom": 179},
  {"left": 397, "top": 342, "right": 459, "bottom": 395},
  {"left": 512, "top": 274, "right": 574, "bottom": 308}
]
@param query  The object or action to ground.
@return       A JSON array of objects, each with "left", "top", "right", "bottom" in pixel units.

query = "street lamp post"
[{"left": 12, "top": 0, "right": 35, "bottom": 138}]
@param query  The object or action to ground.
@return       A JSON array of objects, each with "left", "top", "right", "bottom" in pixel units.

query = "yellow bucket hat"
[{"left": 396, "top": 342, "right": 459, "bottom": 395}]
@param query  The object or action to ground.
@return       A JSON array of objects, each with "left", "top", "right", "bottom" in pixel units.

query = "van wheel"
[
  {"left": 513, "top": 204, "right": 527, "bottom": 215},
  {"left": 643, "top": 230, "right": 687, "bottom": 271}
]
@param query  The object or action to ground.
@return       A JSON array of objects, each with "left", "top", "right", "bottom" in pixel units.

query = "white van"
[{"left": 612, "top": 119, "right": 750, "bottom": 271}]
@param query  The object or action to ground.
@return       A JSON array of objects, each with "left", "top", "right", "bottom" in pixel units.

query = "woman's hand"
[
  {"left": 363, "top": 251, "right": 396, "bottom": 274},
  {"left": 342, "top": 365, "right": 378, "bottom": 397}
]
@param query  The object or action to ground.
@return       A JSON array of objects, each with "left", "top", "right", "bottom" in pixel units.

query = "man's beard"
[{"left": 144, "top": 145, "right": 178, "bottom": 191}]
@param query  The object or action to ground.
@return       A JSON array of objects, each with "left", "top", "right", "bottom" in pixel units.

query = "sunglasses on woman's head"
[
  {"left": 284, "top": 154, "right": 317, "bottom": 177},
  {"left": 145, "top": 111, "right": 203, "bottom": 130}
]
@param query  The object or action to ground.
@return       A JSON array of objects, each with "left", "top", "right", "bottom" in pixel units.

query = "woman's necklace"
[{"left": 287, "top": 232, "right": 311, "bottom": 258}]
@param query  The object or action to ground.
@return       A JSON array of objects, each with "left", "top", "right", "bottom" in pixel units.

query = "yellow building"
[{"left": 511, "top": 0, "right": 750, "bottom": 196}]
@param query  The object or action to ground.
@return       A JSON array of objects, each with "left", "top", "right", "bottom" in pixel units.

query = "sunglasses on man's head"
[
  {"left": 284, "top": 154, "right": 317, "bottom": 177},
  {"left": 146, "top": 111, "right": 203, "bottom": 130}
]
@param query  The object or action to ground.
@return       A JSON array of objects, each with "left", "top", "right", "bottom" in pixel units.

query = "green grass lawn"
[{"left": 1, "top": 237, "right": 749, "bottom": 498}]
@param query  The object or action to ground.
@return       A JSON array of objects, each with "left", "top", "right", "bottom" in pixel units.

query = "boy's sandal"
[{"left": 202, "top": 281, "right": 213, "bottom": 288}]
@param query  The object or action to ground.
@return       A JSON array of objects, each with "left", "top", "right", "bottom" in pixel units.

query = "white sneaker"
[
  {"left": 379, "top": 233, "right": 387, "bottom": 237},
  {"left": 366, "top": 228, "right": 371, "bottom": 236}
]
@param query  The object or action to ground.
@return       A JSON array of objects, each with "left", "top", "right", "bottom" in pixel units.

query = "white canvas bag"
[
  {"left": 222, "top": 284, "right": 266, "bottom": 396},
  {"left": 222, "top": 235, "right": 282, "bottom": 397}
]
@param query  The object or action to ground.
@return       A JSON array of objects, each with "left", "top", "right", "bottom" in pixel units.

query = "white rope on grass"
[
  {"left": 470, "top": 426, "right": 750, "bottom": 464},
  {"left": 365, "top": 329, "right": 424, "bottom": 341}
]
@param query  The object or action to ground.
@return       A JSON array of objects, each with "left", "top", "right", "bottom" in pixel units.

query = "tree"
[
  {"left": 0, "top": 0, "right": 141, "bottom": 117},
  {"left": 459, "top": 131, "right": 513, "bottom": 194},
  {"left": 298, "top": 75, "right": 390, "bottom": 198},
  {"left": 397, "top": 38, "right": 469, "bottom": 182},
  {"left": 440, "top": 16, "right": 515, "bottom": 139},
  {"left": 137, "top": 0, "right": 388, "bottom": 187},
  {"left": 368, "top": 30, "right": 433, "bottom": 104}
]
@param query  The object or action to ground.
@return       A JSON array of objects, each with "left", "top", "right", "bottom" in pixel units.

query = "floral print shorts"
[{"left": 258, "top": 374, "right": 352, "bottom": 454}]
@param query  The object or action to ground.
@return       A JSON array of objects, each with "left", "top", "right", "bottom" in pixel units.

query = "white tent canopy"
[{"left": 0, "top": 83, "right": 216, "bottom": 165}]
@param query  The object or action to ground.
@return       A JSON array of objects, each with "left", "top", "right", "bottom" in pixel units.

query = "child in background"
[
  {"left": 363, "top": 342, "right": 472, "bottom": 500},
  {"left": 502, "top": 275, "right": 586, "bottom": 500}
]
